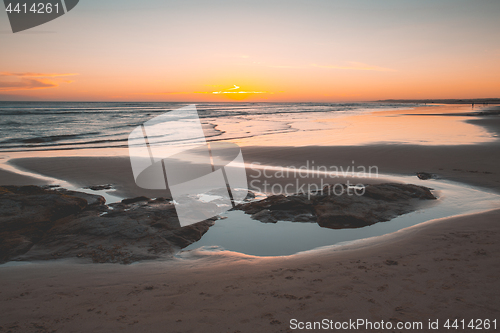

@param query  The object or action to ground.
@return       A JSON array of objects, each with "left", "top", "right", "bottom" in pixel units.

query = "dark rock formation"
[
  {"left": 121, "top": 196, "right": 150, "bottom": 205},
  {"left": 57, "top": 188, "right": 107, "bottom": 206},
  {"left": 0, "top": 183, "right": 437, "bottom": 264},
  {"left": 0, "top": 186, "right": 214, "bottom": 264},
  {"left": 236, "top": 183, "right": 436, "bottom": 229},
  {"left": 84, "top": 184, "right": 113, "bottom": 191},
  {"left": 416, "top": 172, "right": 435, "bottom": 180},
  {"left": 0, "top": 186, "right": 88, "bottom": 263}
]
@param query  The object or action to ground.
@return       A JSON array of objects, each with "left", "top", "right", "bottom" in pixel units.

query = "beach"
[
  {"left": 0, "top": 208, "right": 498, "bottom": 332},
  {"left": 1, "top": 103, "right": 499, "bottom": 332}
]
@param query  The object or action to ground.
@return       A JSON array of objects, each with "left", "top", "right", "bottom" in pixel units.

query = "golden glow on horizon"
[
  {"left": 211, "top": 85, "right": 269, "bottom": 100},
  {"left": 1, "top": 1, "right": 499, "bottom": 102},
  {"left": 2, "top": 57, "right": 498, "bottom": 102}
]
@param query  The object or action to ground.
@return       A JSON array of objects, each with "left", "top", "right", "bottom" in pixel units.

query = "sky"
[{"left": 0, "top": 0, "right": 499, "bottom": 102}]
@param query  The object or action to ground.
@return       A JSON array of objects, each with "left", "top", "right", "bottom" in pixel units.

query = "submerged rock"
[
  {"left": 235, "top": 183, "right": 436, "bottom": 229},
  {"left": 416, "top": 172, "right": 435, "bottom": 180},
  {"left": 121, "top": 196, "right": 150, "bottom": 204},
  {"left": 0, "top": 186, "right": 215, "bottom": 264},
  {"left": 84, "top": 184, "right": 113, "bottom": 191}
]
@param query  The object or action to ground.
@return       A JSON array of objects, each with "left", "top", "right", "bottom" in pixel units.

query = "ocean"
[{"left": 0, "top": 102, "right": 416, "bottom": 152}]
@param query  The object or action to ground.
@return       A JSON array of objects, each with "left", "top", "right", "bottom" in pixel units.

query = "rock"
[
  {"left": 363, "top": 183, "right": 436, "bottom": 200},
  {"left": 152, "top": 197, "right": 168, "bottom": 202},
  {"left": 56, "top": 189, "right": 106, "bottom": 206},
  {"left": 0, "top": 186, "right": 216, "bottom": 264},
  {"left": 121, "top": 196, "right": 150, "bottom": 204},
  {"left": 235, "top": 183, "right": 436, "bottom": 229},
  {"left": 0, "top": 186, "right": 88, "bottom": 262},
  {"left": 244, "top": 191, "right": 256, "bottom": 200},
  {"left": 416, "top": 172, "right": 434, "bottom": 180},
  {"left": 84, "top": 184, "right": 113, "bottom": 191},
  {"left": 237, "top": 194, "right": 314, "bottom": 216},
  {"left": 251, "top": 210, "right": 277, "bottom": 223}
]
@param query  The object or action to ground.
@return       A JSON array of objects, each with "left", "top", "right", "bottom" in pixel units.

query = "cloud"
[
  {"left": 311, "top": 62, "right": 395, "bottom": 72},
  {"left": 0, "top": 72, "right": 78, "bottom": 77},
  {"left": 0, "top": 79, "right": 57, "bottom": 91},
  {"left": 0, "top": 72, "right": 78, "bottom": 91}
]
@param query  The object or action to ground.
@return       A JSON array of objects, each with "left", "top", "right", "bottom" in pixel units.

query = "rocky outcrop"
[
  {"left": 0, "top": 183, "right": 437, "bottom": 264},
  {"left": 236, "top": 183, "right": 437, "bottom": 229},
  {"left": 84, "top": 184, "right": 113, "bottom": 191},
  {"left": 0, "top": 186, "right": 215, "bottom": 264},
  {"left": 0, "top": 186, "right": 88, "bottom": 263}
]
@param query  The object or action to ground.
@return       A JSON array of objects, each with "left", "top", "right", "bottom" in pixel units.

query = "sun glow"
[{"left": 211, "top": 85, "right": 270, "bottom": 100}]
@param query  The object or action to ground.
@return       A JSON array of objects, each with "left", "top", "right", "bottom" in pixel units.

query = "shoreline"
[
  {"left": 2, "top": 104, "right": 499, "bottom": 193},
  {"left": 1, "top": 103, "right": 499, "bottom": 331}
]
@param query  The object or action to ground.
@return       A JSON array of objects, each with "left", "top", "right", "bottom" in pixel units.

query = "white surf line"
[{"left": 0, "top": 158, "right": 71, "bottom": 187}]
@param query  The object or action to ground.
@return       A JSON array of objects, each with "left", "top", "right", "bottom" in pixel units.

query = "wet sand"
[
  {"left": 0, "top": 169, "right": 47, "bottom": 187},
  {"left": 4, "top": 142, "right": 500, "bottom": 199}
]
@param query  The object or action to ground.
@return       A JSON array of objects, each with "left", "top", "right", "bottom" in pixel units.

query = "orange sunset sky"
[{"left": 1, "top": 0, "right": 499, "bottom": 102}]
